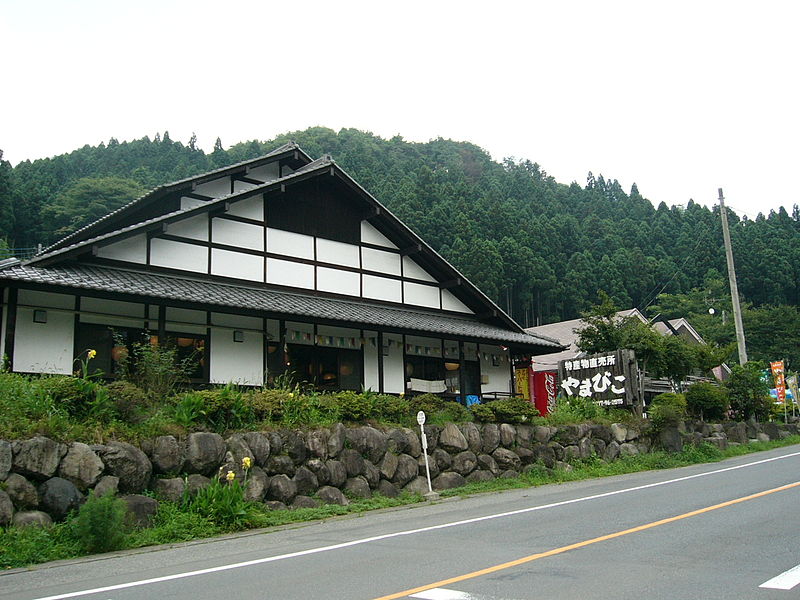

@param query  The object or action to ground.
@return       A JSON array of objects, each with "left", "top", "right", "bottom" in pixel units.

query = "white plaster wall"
[
  {"left": 212, "top": 218, "right": 264, "bottom": 251},
  {"left": 151, "top": 238, "right": 208, "bottom": 273},
  {"left": 232, "top": 180, "right": 257, "bottom": 193},
  {"left": 14, "top": 308, "right": 74, "bottom": 374},
  {"left": 479, "top": 345, "right": 511, "bottom": 393},
  {"left": 266, "top": 228, "right": 314, "bottom": 260},
  {"left": 441, "top": 289, "right": 474, "bottom": 314},
  {"left": 19, "top": 290, "right": 74, "bottom": 310},
  {"left": 194, "top": 178, "right": 231, "bottom": 197},
  {"left": 247, "top": 163, "right": 280, "bottom": 182},
  {"left": 362, "top": 247, "right": 401, "bottom": 275},
  {"left": 362, "top": 275, "right": 402, "bottom": 303},
  {"left": 227, "top": 194, "right": 264, "bottom": 220},
  {"left": 382, "top": 333, "right": 404, "bottom": 394},
  {"left": 317, "top": 267, "right": 360, "bottom": 296},
  {"left": 166, "top": 214, "right": 208, "bottom": 241},
  {"left": 403, "top": 257, "right": 437, "bottom": 282},
  {"left": 181, "top": 197, "right": 205, "bottom": 210},
  {"left": 361, "top": 221, "right": 398, "bottom": 249},
  {"left": 363, "top": 330, "right": 379, "bottom": 391},
  {"left": 211, "top": 248, "right": 264, "bottom": 282},
  {"left": 316, "top": 238, "right": 359, "bottom": 268},
  {"left": 96, "top": 234, "right": 147, "bottom": 264},
  {"left": 266, "top": 258, "right": 314, "bottom": 289},
  {"left": 403, "top": 282, "right": 440, "bottom": 309},
  {"left": 211, "top": 312, "right": 262, "bottom": 330},
  {"left": 210, "top": 328, "right": 263, "bottom": 386}
]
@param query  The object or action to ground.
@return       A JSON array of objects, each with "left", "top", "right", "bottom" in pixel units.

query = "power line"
[{"left": 636, "top": 233, "right": 708, "bottom": 314}]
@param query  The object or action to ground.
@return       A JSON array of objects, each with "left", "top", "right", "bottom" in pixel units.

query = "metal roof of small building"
[{"left": 0, "top": 263, "right": 562, "bottom": 350}]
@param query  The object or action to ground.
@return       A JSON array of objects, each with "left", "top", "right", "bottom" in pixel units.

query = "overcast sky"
[{"left": 2, "top": 0, "right": 798, "bottom": 219}]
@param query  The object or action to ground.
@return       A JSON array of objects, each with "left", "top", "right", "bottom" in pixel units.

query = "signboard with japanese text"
[{"left": 558, "top": 349, "right": 638, "bottom": 408}]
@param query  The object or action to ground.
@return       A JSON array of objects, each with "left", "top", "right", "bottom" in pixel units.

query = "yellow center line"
[{"left": 371, "top": 480, "right": 800, "bottom": 600}]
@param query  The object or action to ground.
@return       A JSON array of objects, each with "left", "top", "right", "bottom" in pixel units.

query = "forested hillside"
[{"left": 1, "top": 128, "right": 797, "bottom": 346}]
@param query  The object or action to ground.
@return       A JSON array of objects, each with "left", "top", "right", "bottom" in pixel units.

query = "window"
[{"left": 285, "top": 345, "right": 362, "bottom": 391}]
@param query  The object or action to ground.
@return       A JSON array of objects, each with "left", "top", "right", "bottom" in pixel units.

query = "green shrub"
[
  {"left": 103, "top": 380, "right": 150, "bottom": 423},
  {"left": 470, "top": 403, "right": 495, "bottom": 422},
  {"left": 334, "top": 391, "right": 375, "bottom": 422},
  {"left": 547, "top": 394, "right": 609, "bottom": 424},
  {"left": 122, "top": 339, "right": 195, "bottom": 399},
  {"left": 436, "top": 400, "right": 472, "bottom": 424},
  {"left": 172, "top": 392, "right": 206, "bottom": 429},
  {"left": 373, "top": 393, "right": 411, "bottom": 423},
  {"left": 182, "top": 474, "right": 255, "bottom": 530},
  {"left": 73, "top": 490, "right": 128, "bottom": 554},
  {"left": 409, "top": 393, "right": 446, "bottom": 415},
  {"left": 469, "top": 398, "right": 538, "bottom": 424},
  {"left": 36, "top": 376, "right": 92, "bottom": 417},
  {"left": 684, "top": 382, "right": 728, "bottom": 421},
  {"left": 648, "top": 392, "right": 687, "bottom": 429},
  {"left": 193, "top": 386, "right": 254, "bottom": 432}
]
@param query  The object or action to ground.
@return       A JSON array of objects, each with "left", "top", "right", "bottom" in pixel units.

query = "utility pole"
[{"left": 718, "top": 188, "right": 748, "bottom": 365}]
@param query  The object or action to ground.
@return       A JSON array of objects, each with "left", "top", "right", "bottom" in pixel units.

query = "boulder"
[
  {"left": 756, "top": 432, "right": 770, "bottom": 443},
  {"left": 0, "top": 489, "right": 12, "bottom": 525},
  {"left": 184, "top": 433, "right": 226, "bottom": 476},
  {"left": 376, "top": 480, "right": 400, "bottom": 498},
  {"left": 516, "top": 446, "right": 535, "bottom": 465},
  {"left": 225, "top": 434, "right": 255, "bottom": 472},
  {"left": 339, "top": 449, "right": 365, "bottom": 477},
  {"left": 591, "top": 424, "right": 613, "bottom": 443},
  {"left": 12, "top": 510, "right": 52, "bottom": 528},
  {"left": 619, "top": 443, "right": 639, "bottom": 457},
  {"left": 610, "top": 423, "right": 628, "bottom": 443},
  {"left": 149, "top": 436, "right": 183, "bottom": 475},
  {"left": 327, "top": 423, "right": 346, "bottom": 458},
  {"left": 293, "top": 466, "right": 319, "bottom": 496},
  {"left": 266, "top": 432, "right": 283, "bottom": 456},
  {"left": 12, "top": 436, "right": 67, "bottom": 480},
  {"left": 244, "top": 467, "right": 270, "bottom": 502},
  {"left": 466, "top": 470, "right": 495, "bottom": 484},
  {"left": 266, "top": 455, "right": 296, "bottom": 477},
  {"left": 325, "top": 459, "right": 348, "bottom": 488},
  {"left": 344, "top": 476, "right": 372, "bottom": 499},
  {"left": 391, "top": 454, "right": 419, "bottom": 487},
  {"left": 548, "top": 442, "right": 565, "bottom": 461},
  {"left": 438, "top": 423, "right": 468, "bottom": 453},
  {"left": 477, "top": 454, "right": 500, "bottom": 475},
  {"left": 379, "top": 452, "right": 399, "bottom": 480},
  {"left": 403, "top": 476, "right": 431, "bottom": 495},
  {"left": 419, "top": 453, "right": 440, "bottom": 479},
  {"left": 659, "top": 427, "right": 684, "bottom": 453},
  {"left": 533, "top": 445, "right": 556, "bottom": 469},
  {"left": 704, "top": 436, "right": 729, "bottom": 450},
  {"left": 563, "top": 445, "right": 581, "bottom": 462},
  {"left": 305, "top": 429, "right": 329, "bottom": 460},
  {"left": 291, "top": 495, "right": 319, "bottom": 509},
  {"left": 515, "top": 425, "right": 534, "bottom": 449},
  {"left": 422, "top": 425, "right": 441, "bottom": 453},
  {"left": 185, "top": 474, "right": 211, "bottom": 496},
  {"left": 500, "top": 469, "right": 520, "bottom": 478},
  {"left": 0, "top": 439, "right": 11, "bottom": 480},
  {"left": 533, "top": 425, "right": 552, "bottom": 444},
  {"left": 762, "top": 422, "right": 780, "bottom": 441},
  {"left": 283, "top": 431, "right": 308, "bottom": 465},
  {"left": 460, "top": 422, "right": 483, "bottom": 454},
  {"left": 451, "top": 451, "right": 478, "bottom": 476},
  {"left": 578, "top": 437, "right": 594, "bottom": 459},
  {"left": 363, "top": 460, "right": 381, "bottom": 489},
  {"left": 492, "top": 447, "right": 521, "bottom": 471},
  {"left": 58, "top": 442, "right": 104, "bottom": 491},
  {"left": 266, "top": 474, "right": 297, "bottom": 504},
  {"left": 345, "top": 427, "right": 388, "bottom": 464},
  {"left": 433, "top": 472, "right": 466, "bottom": 490},
  {"left": 122, "top": 494, "right": 159, "bottom": 528},
  {"left": 93, "top": 475, "right": 120, "bottom": 498},
  {"left": 5, "top": 473, "right": 38, "bottom": 509},
  {"left": 264, "top": 500, "right": 288, "bottom": 511},
  {"left": 38, "top": 477, "right": 82, "bottom": 521},
  {"left": 387, "top": 428, "right": 421, "bottom": 457},
  {"left": 317, "top": 485, "right": 349, "bottom": 506},
  {"left": 243, "top": 432, "right": 271, "bottom": 466},
  {"left": 432, "top": 448, "right": 452, "bottom": 471},
  {"left": 592, "top": 439, "right": 607, "bottom": 457},
  {"left": 306, "top": 459, "right": 331, "bottom": 486},
  {"left": 95, "top": 441, "right": 152, "bottom": 493},
  {"left": 499, "top": 424, "right": 516, "bottom": 447},
  {"left": 153, "top": 478, "right": 185, "bottom": 502}
]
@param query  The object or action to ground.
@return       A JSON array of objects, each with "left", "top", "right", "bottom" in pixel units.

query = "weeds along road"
[{"left": 4, "top": 444, "right": 800, "bottom": 600}]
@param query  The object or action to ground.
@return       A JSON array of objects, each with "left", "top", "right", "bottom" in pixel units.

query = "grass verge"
[{"left": 3, "top": 436, "right": 799, "bottom": 570}]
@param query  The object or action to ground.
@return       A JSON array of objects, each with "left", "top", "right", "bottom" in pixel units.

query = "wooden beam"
[
  {"left": 234, "top": 176, "right": 263, "bottom": 186},
  {"left": 400, "top": 243, "right": 422, "bottom": 256},
  {"left": 440, "top": 278, "right": 462, "bottom": 289},
  {"left": 183, "top": 192, "right": 214, "bottom": 202}
]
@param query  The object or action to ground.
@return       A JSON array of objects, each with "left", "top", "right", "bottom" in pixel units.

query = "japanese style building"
[{"left": 0, "top": 143, "right": 561, "bottom": 398}]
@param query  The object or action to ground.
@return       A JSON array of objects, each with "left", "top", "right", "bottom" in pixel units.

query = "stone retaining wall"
[{"left": 1, "top": 419, "right": 797, "bottom": 527}]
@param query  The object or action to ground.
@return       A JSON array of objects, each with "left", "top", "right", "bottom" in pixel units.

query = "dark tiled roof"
[{"left": 0, "top": 263, "right": 561, "bottom": 350}]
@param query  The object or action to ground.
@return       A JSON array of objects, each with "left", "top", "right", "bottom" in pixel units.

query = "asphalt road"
[{"left": 3, "top": 444, "right": 800, "bottom": 600}]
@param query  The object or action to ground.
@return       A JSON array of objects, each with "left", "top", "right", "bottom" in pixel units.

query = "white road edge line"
[
  {"left": 27, "top": 449, "right": 800, "bottom": 600},
  {"left": 760, "top": 563, "right": 800, "bottom": 590}
]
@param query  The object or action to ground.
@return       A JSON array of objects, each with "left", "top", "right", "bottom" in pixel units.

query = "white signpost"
[{"left": 417, "top": 410, "right": 436, "bottom": 497}]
